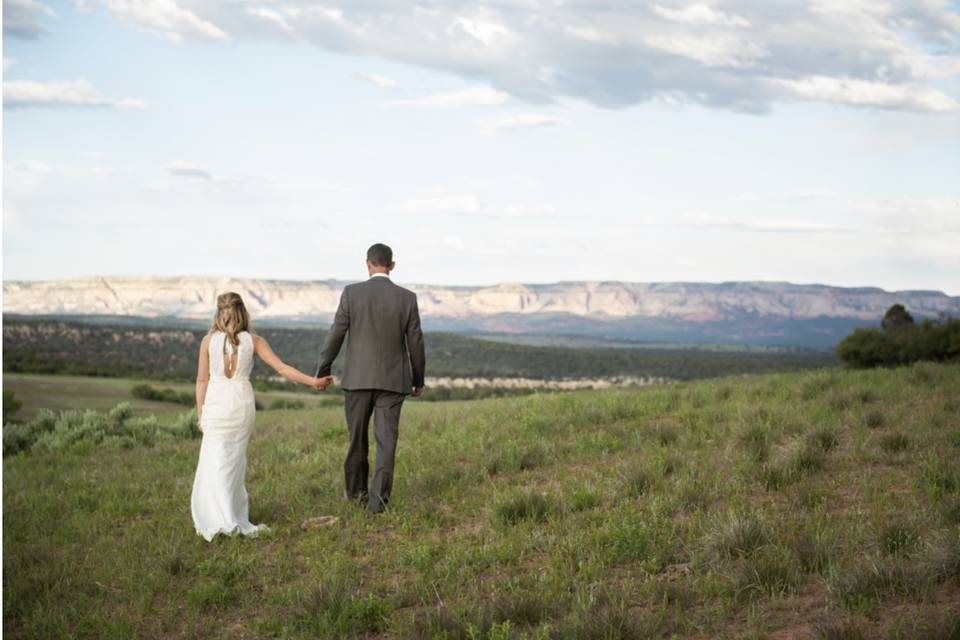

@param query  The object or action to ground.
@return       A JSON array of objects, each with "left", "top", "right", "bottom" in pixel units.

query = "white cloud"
[
  {"left": 442, "top": 236, "right": 466, "bottom": 251},
  {"left": 564, "top": 25, "right": 619, "bottom": 45},
  {"left": 652, "top": 4, "right": 750, "bottom": 28},
  {"left": 166, "top": 162, "right": 213, "bottom": 180},
  {"left": 4, "top": 159, "right": 52, "bottom": 184},
  {"left": 677, "top": 213, "right": 881, "bottom": 235},
  {"left": 449, "top": 17, "right": 512, "bottom": 47},
  {"left": 245, "top": 7, "right": 294, "bottom": 33},
  {"left": 497, "top": 204, "right": 557, "bottom": 217},
  {"left": 482, "top": 113, "right": 564, "bottom": 133},
  {"left": 99, "top": 0, "right": 228, "bottom": 42},
  {"left": 3, "top": 79, "right": 147, "bottom": 110},
  {"left": 355, "top": 73, "right": 399, "bottom": 89},
  {"left": 772, "top": 76, "right": 960, "bottom": 113},
  {"left": 783, "top": 193, "right": 960, "bottom": 234},
  {"left": 403, "top": 193, "right": 483, "bottom": 216},
  {"left": 3, "top": 0, "right": 55, "bottom": 39},
  {"left": 644, "top": 34, "right": 767, "bottom": 68},
  {"left": 384, "top": 87, "right": 510, "bottom": 108},
  {"left": 159, "top": 163, "right": 343, "bottom": 196},
  {"left": 401, "top": 192, "right": 555, "bottom": 217},
  {"left": 688, "top": 193, "right": 960, "bottom": 237},
  {"left": 33, "top": 2, "right": 960, "bottom": 114},
  {"left": 4, "top": 159, "right": 116, "bottom": 185}
]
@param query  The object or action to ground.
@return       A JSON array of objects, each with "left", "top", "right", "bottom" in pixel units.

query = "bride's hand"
[{"left": 313, "top": 376, "right": 334, "bottom": 391}]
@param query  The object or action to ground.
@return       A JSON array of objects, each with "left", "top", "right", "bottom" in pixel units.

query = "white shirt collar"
[{"left": 370, "top": 273, "right": 390, "bottom": 279}]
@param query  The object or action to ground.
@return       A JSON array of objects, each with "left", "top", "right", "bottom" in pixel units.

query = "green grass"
[
  {"left": 4, "top": 363, "right": 960, "bottom": 638},
  {"left": 3, "top": 373, "right": 338, "bottom": 421}
]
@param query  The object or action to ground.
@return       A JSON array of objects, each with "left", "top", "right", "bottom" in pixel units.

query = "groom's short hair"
[{"left": 367, "top": 243, "right": 393, "bottom": 267}]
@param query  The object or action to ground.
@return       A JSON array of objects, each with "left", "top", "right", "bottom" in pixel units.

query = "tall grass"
[{"left": 3, "top": 363, "right": 959, "bottom": 638}]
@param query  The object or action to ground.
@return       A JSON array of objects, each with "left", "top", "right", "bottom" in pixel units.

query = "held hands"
[
  {"left": 313, "top": 376, "right": 334, "bottom": 391},
  {"left": 411, "top": 386, "right": 424, "bottom": 398}
]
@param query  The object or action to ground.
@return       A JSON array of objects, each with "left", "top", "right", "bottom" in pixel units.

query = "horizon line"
[{"left": 2, "top": 274, "right": 956, "bottom": 297}]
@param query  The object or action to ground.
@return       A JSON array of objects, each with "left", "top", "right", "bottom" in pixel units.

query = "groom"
[{"left": 315, "top": 243, "right": 426, "bottom": 513}]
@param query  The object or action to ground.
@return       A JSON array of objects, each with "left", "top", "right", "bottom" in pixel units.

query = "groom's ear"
[{"left": 389, "top": 261, "right": 396, "bottom": 271}]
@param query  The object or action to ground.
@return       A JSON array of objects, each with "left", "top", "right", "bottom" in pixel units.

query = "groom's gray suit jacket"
[{"left": 315, "top": 276, "right": 426, "bottom": 394}]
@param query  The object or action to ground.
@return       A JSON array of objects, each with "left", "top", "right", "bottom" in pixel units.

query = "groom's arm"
[
  {"left": 406, "top": 295, "right": 426, "bottom": 390},
  {"left": 316, "top": 288, "right": 350, "bottom": 377}
]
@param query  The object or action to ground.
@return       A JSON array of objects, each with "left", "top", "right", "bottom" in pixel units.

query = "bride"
[{"left": 191, "top": 292, "right": 332, "bottom": 541}]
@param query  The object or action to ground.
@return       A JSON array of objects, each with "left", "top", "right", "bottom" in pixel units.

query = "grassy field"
[
  {"left": 2, "top": 373, "right": 339, "bottom": 421},
  {"left": 3, "top": 364, "right": 960, "bottom": 639}
]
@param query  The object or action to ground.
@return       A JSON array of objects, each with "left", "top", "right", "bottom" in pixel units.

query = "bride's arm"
[
  {"left": 195, "top": 335, "right": 211, "bottom": 429},
  {"left": 253, "top": 335, "right": 332, "bottom": 389}
]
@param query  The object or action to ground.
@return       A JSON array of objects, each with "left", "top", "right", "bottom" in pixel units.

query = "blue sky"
[{"left": 3, "top": 0, "right": 959, "bottom": 293}]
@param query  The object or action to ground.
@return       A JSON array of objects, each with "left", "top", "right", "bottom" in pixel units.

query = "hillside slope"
[
  {"left": 2, "top": 318, "right": 836, "bottom": 382},
  {"left": 4, "top": 363, "right": 960, "bottom": 638}
]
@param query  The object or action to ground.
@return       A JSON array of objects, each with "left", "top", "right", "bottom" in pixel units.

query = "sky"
[{"left": 3, "top": 0, "right": 959, "bottom": 293}]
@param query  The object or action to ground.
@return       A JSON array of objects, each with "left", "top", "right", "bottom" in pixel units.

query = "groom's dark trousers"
[
  {"left": 343, "top": 389, "right": 404, "bottom": 510},
  {"left": 315, "top": 275, "right": 426, "bottom": 513}
]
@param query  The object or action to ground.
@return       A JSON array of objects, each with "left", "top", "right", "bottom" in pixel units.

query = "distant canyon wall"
[{"left": 4, "top": 277, "right": 958, "bottom": 324}]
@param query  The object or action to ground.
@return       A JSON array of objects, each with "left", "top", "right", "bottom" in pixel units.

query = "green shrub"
[
  {"left": 517, "top": 446, "right": 547, "bottom": 471},
  {"left": 740, "top": 423, "right": 774, "bottom": 463},
  {"left": 568, "top": 489, "right": 601, "bottom": 512},
  {"left": 187, "top": 579, "right": 239, "bottom": 611},
  {"left": 130, "top": 383, "right": 192, "bottom": 406},
  {"left": 760, "top": 435, "right": 830, "bottom": 490},
  {"left": 268, "top": 398, "right": 306, "bottom": 410},
  {"left": 878, "top": 432, "right": 910, "bottom": 453},
  {"left": 807, "top": 428, "right": 839, "bottom": 452},
  {"left": 494, "top": 492, "right": 558, "bottom": 526},
  {"left": 708, "top": 512, "right": 771, "bottom": 559},
  {"left": 816, "top": 621, "right": 867, "bottom": 640},
  {"left": 160, "top": 409, "right": 200, "bottom": 439},
  {"left": 620, "top": 464, "right": 655, "bottom": 498},
  {"left": 3, "top": 404, "right": 198, "bottom": 456},
  {"left": 652, "top": 423, "right": 679, "bottom": 446},
  {"left": 793, "top": 530, "right": 833, "bottom": 573},
  {"left": 879, "top": 522, "right": 919, "bottom": 556},
  {"left": 3, "top": 389, "right": 23, "bottom": 423},
  {"left": 733, "top": 546, "right": 801, "bottom": 598},
  {"left": 837, "top": 311, "right": 960, "bottom": 369},
  {"left": 939, "top": 497, "right": 960, "bottom": 525},
  {"left": 864, "top": 410, "right": 885, "bottom": 429},
  {"left": 895, "top": 613, "right": 960, "bottom": 640},
  {"left": 921, "top": 459, "right": 960, "bottom": 498},
  {"left": 829, "top": 556, "right": 921, "bottom": 608},
  {"left": 918, "top": 531, "right": 960, "bottom": 584}
]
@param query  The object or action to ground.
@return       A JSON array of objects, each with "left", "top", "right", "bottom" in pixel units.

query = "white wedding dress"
[{"left": 191, "top": 330, "right": 269, "bottom": 541}]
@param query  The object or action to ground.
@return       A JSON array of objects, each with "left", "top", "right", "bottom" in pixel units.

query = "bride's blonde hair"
[{"left": 210, "top": 292, "right": 251, "bottom": 346}]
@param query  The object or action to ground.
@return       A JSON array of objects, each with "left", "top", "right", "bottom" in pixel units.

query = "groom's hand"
[
  {"left": 411, "top": 387, "right": 423, "bottom": 397},
  {"left": 313, "top": 376, "right": 334, "bottom": 391}
]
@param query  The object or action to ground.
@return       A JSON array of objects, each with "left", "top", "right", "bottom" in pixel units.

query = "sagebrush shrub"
[{"left": 2, "top": 403, "right": 198, "bottom": 456}]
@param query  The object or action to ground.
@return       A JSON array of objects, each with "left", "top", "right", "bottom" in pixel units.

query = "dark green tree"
[
  {"left": 881, "top": 304, "right": 915, "bottom": 332},
  {"left": 838, "top": 312, "right": 960, "bottom": 369},
  {"left": 3, "top": 389, "right": 23, "bottom": 424}
]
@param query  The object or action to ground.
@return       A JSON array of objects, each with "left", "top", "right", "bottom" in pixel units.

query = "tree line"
[
  {"left": 837, "top": 304, "right": 960, "bottom": 368},
  {"left": 2, "top": 318, "right": 837, "bottom": 384}
]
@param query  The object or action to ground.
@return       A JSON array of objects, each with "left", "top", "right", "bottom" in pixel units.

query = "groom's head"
[{"left": 366, "top": 243, "right": 395, "bottom": 275}]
